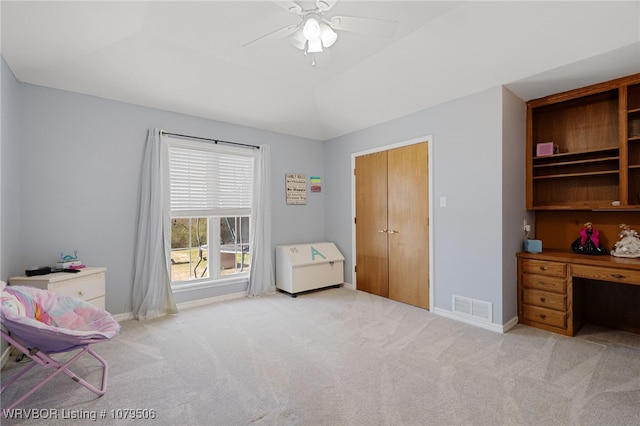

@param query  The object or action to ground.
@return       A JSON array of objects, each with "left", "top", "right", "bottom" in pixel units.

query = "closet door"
[
  {"left": 355, "top": 151, "right": 389, "bottom": 297},
  {"left": 355, "top": 142, "right": 429, "bottom": 309},
  {"left": 387, "top": 143, "right": 429, "bottom": 309}
]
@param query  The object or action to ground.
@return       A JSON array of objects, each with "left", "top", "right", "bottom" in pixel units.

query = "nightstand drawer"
[
  {"left": 522, "top": 304, "right": 567, "bottom": 329},
  {"left": 51, "top": 273, "right": 105, "bottom": 302},
  {"left": 522, "top": 288, "right": 566, "bottom": 311},
  {"left": 89, "top": 296, "right": 106, "bottom": 310},
  {"left": 522, "top": 273, "right": 567, "bottom": 294},
  {"left": 521, "top": 259, "right": 566, "bottom": 278}
]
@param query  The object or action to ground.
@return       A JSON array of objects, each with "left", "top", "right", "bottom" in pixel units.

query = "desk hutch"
[{"left": 518, "top": 74, "right": 640, "bottom": 336}]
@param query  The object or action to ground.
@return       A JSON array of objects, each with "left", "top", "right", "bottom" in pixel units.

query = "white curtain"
[
  {"left": 247, "top": 144, "right": 275, "bottom": 297},
  {"left": 131, "top": 128, "right": 178, "bottom": 320}
]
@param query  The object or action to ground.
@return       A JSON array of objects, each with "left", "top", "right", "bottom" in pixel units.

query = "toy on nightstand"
[{"left": 56, "top": 250, "right": 85, "bottom": 270}]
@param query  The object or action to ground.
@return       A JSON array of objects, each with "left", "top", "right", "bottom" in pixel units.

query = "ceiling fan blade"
[
  {"left": 329, "top": 15, "right": 399, "bottom": 38},
  {"left": 270, "top": 1, "right": 303, "bottom": 15},
  {"left": 316, "top": 0, "right": 338, "bottom": 12},
  {"left": 242, "top": 24, "right": 299, "bottom": 49}
]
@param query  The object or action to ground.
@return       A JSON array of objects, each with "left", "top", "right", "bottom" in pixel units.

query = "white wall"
[
  {"left": 13, "top": 79, "right": 325, "bottom": 314},
  {"left": 324, "top": 86, "right": 526, "bottom": 326}
]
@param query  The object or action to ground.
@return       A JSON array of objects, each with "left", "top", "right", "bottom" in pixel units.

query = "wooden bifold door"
[{"left": 355, "top": 142, "right": 429, "bottom": 309}]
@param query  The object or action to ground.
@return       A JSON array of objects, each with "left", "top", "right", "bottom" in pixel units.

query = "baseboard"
[
  {"left": 433, "top": 307, "right": 514, "bottom": 334},
  {"left": 113, "top": 312, "right": 135, "bottom": 322},
  {"left": 177, "top": 291, "right": 246, "bottom": 311},
  {"left": 112, "top": 291, "right": 248, "bottom": 322},
  {"left": 502, "top": 316, "right": 519, "bottom": 333},
  {"left": 115, "top": 283, "right": 353, "bottom": 322}
]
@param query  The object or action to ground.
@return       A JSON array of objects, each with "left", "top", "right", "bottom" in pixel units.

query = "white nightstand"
[{"left": 9, "top": 267, "right": 107, "bottom": 310}]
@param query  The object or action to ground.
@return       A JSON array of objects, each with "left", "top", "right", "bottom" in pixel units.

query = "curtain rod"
[{"left": 161, "top": 131, "right": 259, "bottom": 149}]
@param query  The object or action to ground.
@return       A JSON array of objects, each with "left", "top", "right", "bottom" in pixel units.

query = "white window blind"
[{"left": 168, "top": 139, "right": 254, "bottom": 217}]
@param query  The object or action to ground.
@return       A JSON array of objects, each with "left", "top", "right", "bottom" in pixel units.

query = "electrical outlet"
[{"left": 523, "top": 219, "right": 531, "bottom": 232}]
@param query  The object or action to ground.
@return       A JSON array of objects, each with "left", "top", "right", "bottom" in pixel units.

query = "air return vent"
[{"left": 452, "top": 295, "right": 492, "bottom": 323}]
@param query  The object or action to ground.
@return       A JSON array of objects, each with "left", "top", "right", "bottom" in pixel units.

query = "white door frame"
[{"left": 351, "top": 135, "right": 435, "bottom": 311}]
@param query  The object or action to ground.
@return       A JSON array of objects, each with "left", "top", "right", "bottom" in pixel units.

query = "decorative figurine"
[
  {"left": 571, "top": 222, "right": 608, "bottom": 255},
  {"left": 610, "top": 224, "right": 640, "bottom": 258},
  {"left": 60, "top": 250, "right": 78, "bottom": 262}
]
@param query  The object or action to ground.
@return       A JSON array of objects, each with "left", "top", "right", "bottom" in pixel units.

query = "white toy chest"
[{"left": 276, "top": 242, "right": 344, "bottom": 297}]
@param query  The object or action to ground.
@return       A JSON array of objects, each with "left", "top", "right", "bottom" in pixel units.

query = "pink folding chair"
[{"left": 0, "top": 282, "right": 120, "bottom": 411}]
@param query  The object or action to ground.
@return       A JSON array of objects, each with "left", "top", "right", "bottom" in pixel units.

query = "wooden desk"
[{"left": 516, "top": 250, "right": 640, "bottom": 336}]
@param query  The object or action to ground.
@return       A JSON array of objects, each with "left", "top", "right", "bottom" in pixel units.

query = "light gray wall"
[
  {"left": 4, "top": 54, "right": 527, "bottom": 326},
  {"left": 501, "top": 87, "right": 530, "bottom": 324},
  {"left": 1, "top": 57, "right": 23, "bottom": 357},
  {"left": 1, "top": 57, "right": 21, "bottom": 283},
  {"left": 324, "top": 86, "right": 525, "bottom": 325},
  {"left": 14, "top": 80, "right": 325, "bottom": 314}
]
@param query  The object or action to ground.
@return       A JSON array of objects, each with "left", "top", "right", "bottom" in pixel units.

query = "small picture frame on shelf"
[{"left": 536, "top": 142, "right": 556, "bottom": 157}]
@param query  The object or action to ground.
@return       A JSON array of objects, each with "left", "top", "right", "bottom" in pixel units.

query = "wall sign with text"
[{"left": 285, "top": 173, "right": 307, "bottom": 205}]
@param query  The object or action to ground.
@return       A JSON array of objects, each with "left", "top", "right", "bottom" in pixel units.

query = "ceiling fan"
[{"left": 243, "top": 0, "right": 399, "bottom": 59}]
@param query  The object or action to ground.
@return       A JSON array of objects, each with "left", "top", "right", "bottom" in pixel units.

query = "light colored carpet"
[{"left": 2, "top": 287, "right": 639, "bottom": 425}]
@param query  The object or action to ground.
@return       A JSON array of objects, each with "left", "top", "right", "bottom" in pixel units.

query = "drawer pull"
[
  {"left": 610, "top": 274, "right": 626, "bottom": 279},
  {"left": 78, "top": 290, "right": 85, "bottom": 296},
  {"left": 539, "top": 266, "right": 548, "bottom": 271},
  {"left": 539, "top": 314, "right": 546, "bottom": 319},
  {"left": 539, "top": 297, "right": 546, "bottom": 302}
]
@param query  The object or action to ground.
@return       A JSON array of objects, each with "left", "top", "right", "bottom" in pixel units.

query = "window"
[{"left": 167, "top": 138, "right": 253, "bottom": 284}]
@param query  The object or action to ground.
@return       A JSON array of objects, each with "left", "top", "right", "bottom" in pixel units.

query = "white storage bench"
[{"left": 276, "top": 242, "right": 344, "bottom": 297}]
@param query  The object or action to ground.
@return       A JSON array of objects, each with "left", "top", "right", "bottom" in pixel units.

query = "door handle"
[
  {"left": 388, "top": 230, "right": 398, "bottom": 234},
  {"left": 378, "top": 229, "right": 388, "bottom": 234}
]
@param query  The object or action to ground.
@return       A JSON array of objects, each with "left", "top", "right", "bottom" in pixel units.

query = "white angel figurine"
[{"left": 610, "top": 224, "right": 640, "bottom": 258}]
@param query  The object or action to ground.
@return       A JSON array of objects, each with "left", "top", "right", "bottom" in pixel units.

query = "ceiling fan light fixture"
[
  {"left": 319, "top": 22, "right": 338, "bottom": 48},
  {"left": 307, "top": 38, "right": 323, "bottom": 53},
  {"left": 302, "top": 17, "right": 321, "bottom": 41},
  {"left": 290, "top": 27, "right": 306, "bottom": 50}
]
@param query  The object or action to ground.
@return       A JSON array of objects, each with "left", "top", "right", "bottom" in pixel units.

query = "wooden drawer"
[
  {"left": 522, "top": 288, "right": 566, "bottom": 311},
  {"left": 522, "top": 273, "right": 567, "bottom": 294},
  {"left": 522, "top": 304, "right": 567, "bottom": 329},
  {"left": 49, "top": 272, "right": 106, "bottom": 302},
  {"left": 521, "top": 259, "right": 566, "bottom": 278},
  {"left": 571, "top": 264, "right": 640, "bottom": 285}
]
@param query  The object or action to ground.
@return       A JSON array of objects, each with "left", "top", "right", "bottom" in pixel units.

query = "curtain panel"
[
  {"left": 247, "top": 144, "right": 275, "bottom": 297},
  {"left": 131, "top": 129, "right": 178, "bottom": 320}
]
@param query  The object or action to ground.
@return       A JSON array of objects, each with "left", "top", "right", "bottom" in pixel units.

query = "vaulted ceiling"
[{"left": 2, "top": 1, "right": 639, "bottom": 140}]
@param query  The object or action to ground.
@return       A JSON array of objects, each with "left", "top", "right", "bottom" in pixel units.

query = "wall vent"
[{"left": 452, "top": 295, "right": 492, "bottom": 323}]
